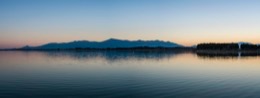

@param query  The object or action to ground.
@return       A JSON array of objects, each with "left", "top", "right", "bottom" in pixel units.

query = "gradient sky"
[{"left": 1, "top": 0, "right": 260, "bottom": 48}]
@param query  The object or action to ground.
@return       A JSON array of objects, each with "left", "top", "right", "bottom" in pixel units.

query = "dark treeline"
[
  {"left": 241, "top": 44, "right": 259, "bottom": 50},
  {"left": 197, "top": 43, "right": 260, "bottom": 50},
  {"left": 197, "top": 43, "right": 238, "bottom": 50}
]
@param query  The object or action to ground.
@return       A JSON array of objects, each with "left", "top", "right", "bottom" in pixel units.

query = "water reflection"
[
  {"left": 40, "top": 50, "right": 192, "bottom": 62},
  {"left": 196, "top": 50, "right": 260, "bottom": 59},
  {"left": 0, "top": 50, "right": 260, "bottom": 98},
  {"left": 2, "top": 50, "right": 259, "bottom": 61}
]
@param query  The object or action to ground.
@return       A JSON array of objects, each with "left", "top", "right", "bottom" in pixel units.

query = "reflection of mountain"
[
  {"left": 22, "top": 38, "right": 182, "bottom": 49},
  {"left": 196, "top": 50, "right": 260, "bottom": 59},
  {"left": 40, "top": 50, "right": 191, "bottom": 62}
]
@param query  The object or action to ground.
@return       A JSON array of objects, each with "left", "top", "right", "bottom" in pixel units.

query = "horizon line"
[{"left": 0, "top": 38, "right": 259, "bottom": 49}]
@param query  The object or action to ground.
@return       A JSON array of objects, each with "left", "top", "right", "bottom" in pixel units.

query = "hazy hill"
[{"left": 21, "top": 38, "right": 182, "bottom": 49}]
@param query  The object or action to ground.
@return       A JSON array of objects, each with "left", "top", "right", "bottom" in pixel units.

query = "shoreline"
[{"left": 0, "top": 47, "right": 195, "bottom": 52}]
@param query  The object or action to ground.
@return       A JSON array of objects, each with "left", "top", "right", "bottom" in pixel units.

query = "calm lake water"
[{"left": 0, "top": 50, "right": 260, "bottom": 98}]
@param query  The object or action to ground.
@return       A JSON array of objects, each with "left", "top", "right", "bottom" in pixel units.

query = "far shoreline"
[{"left": 0, "top": 47, "right": 195, "bottom": 52}]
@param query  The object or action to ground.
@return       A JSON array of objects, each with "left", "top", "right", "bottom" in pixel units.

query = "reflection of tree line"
[
  {"left": 41, "top": 49, "right": 192, "bottom": 61},
  {"left": 196, "top": 50, "right": 260, "bottom": 59}
]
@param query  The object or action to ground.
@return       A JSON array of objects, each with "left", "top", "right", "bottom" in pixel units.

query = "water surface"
[{"left": 0, "top": 51, "right": 260, "bottom": 98}]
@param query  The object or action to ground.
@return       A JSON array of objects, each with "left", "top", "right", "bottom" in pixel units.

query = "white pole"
[{"left": 238, "top": 43, "right": 242, "bottom": 50}]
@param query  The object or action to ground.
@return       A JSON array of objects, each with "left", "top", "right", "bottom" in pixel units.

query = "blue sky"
[{"left": 1, "top": 0, "right": 260, "bottom": 48}]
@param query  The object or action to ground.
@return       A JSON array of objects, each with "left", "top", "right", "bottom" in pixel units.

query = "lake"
[{"left": 0, "top": 50, "right": 260, "bottom": 98}]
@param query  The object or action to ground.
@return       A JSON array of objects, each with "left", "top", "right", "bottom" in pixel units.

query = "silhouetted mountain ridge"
[{"left": 22, "top": 38, "right": 182, "bottom": 49}]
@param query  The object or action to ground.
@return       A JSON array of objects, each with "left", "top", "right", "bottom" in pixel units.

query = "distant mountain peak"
[
  {"left": 103, "top": 38, "right": 130, "bottom": 43},
  {"left": 20, "top": 38, "right": 183, "bottom": 49},
  {"left": 104, "top": 38, "right": 123, "bottom": 42},
  {"left": 106, "top": 38, "right": 119, "bottom": 40},
  {"left": 22, "top": 45, "right": 31, "bottom": 49}
]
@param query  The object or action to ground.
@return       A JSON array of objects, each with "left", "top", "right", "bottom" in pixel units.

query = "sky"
[{"left": 0, "top": 0, "right": 260, "bottom": 48}]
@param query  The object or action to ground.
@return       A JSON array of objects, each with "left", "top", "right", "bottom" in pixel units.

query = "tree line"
[{"left": 197, "top": 43, "right": 260, "bottom": 50}]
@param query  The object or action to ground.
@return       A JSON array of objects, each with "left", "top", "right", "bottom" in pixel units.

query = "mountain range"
[{"left": 21, "top": 38, "right": 182, "bottom": 49}]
